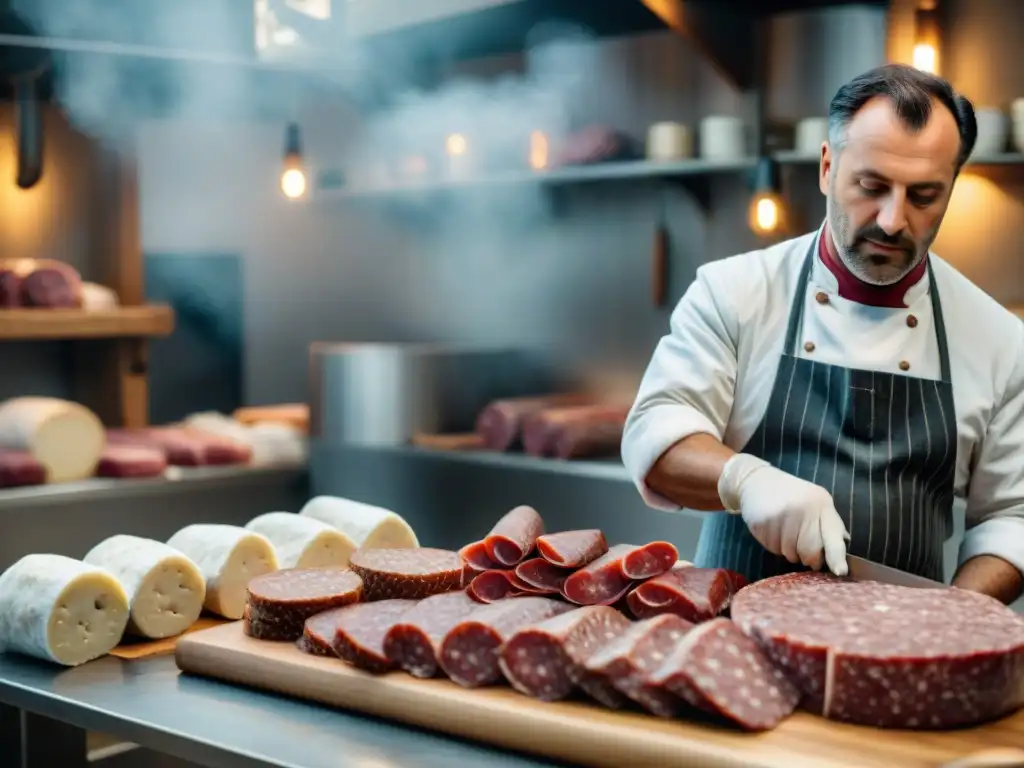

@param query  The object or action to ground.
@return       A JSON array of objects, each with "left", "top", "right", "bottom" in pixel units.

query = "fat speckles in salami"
[
  {"left": 349, "top": 547, "right": 464, "bottom": 601},
  {"left": 244, "top": 568, "right": 363, "bottom": 641}
]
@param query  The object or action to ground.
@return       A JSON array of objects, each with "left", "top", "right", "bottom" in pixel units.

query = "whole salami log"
[
  {"left": 621, "top": 541, "right": 679, "bottom": 580},
  {"left": 649, "top": 617, "right": 800, "bottom": 731},
  {"left": 498, "top": 605, "right": 632, "bottom": 702},
  {"left": 514, "top": 558, "right": 570, "bottom": 594},
  {"left": 438, "top": 596, "right": 574, "bottom": 687},
  {"left": 18, "top": 259, "right": 83, "bottom": 308},
  {"left": 483, "top": 505, "right": 544, "bottom": 566},
  {"left": 0, "top": 450, "right": 46, "bottom": 487},
  {"left": 382, "top": 590, "right": 481, "bottom": 678},
  {"left": 731, "top": 573, "right": 1024, "bottom": 728},
  {"left": 95, "top": 445, "right": 168, "bottom": 478},
  {"left": 561, "top": 544, "right": 637, "bottom": 606},
  {"left": 475, "top": 393, "right": 593, "bottom": 451},
  {"left": 583, "top": 614, "right": 694, "bottom": 717},
  {"left": 244, "top": 568, "right": 363, "bottom": 641},
  {"left": 535, "top": 529, "right": 608, "bottom": 568},
  {"left": 349, "top": 548, "right": 463, "bottom": 601},
  {"left": 626, "top": 565, "right": 733, "bottom": 622},
  {"left": 302, "top": 599, "right": 417, "bottom": 671},
  {"left": 521, "top": 404, "right": 629, "bottom": 459}
]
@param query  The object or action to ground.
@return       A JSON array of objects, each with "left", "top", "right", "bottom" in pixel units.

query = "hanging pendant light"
[
  {"left": 912, "top": 0, "right": 941, "bottom": 75},
  {"left": 280, "top": 122, "right": 307, "bottom": 200},
  {"left": 748, "top": 156, "right": 786, "bottom": 237}
]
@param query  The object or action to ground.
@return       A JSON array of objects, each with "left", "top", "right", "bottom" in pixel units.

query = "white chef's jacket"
[{"left": 622, "top": 229, "right": 1024, "bottom": 577}]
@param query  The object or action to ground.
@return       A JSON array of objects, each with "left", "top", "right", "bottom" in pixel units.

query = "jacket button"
[
  {"left": 899, "top": 360, "right": 911, "bottom": 371},
  {"left": 804, "top": 341, "right": 816, "bottom": 353},
  {"left": 815, "top": 291, "right": 829, "bottom": 304},
  {"left": 907, "top": 314, "right": 918, "bottom": 328}
]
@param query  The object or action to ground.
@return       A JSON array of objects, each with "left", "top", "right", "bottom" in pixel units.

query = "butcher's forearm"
[
  {"left": 645, "top": 433, "right": 737, "bottom": 511},
  {"left": 952, "top": 555, "right": 1024, "bottom": 605}
]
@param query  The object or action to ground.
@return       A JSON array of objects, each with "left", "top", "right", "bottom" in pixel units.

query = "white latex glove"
[{"left": 718, "top": 453, "right": 850, "bottom": 575}]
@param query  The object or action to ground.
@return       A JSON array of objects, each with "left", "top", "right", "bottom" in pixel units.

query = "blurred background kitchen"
[{"left": 0, "top": 0, "right": 1022, "bottom": 586}]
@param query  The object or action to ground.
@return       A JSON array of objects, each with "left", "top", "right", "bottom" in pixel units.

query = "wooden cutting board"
[{"left": 175, "top": 622, "right": 1024, "bottom": 768}]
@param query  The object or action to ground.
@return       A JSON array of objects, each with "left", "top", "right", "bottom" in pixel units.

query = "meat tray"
[{"left": 174, "top": 622, "right": 1024, "bottom": 768}]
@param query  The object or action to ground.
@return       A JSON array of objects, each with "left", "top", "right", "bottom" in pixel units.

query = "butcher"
[{"left": 621, "top": 64, "right": 1024, "bottom": 605}]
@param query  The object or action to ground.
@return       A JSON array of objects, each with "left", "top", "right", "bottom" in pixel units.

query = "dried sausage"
[
  {"left": 562, "top": 544, "right": 637, "bottom": 606},
  {"left": 382, "top": 590, "right": 481, "bottom": 678},
  {"left": 349, "top": 548, "right": 463, "bottom": 601},
  {"left": 535, "top": 529, "right": 608, "bottom": 568},
  {"left": 514, "top": 558, "right": 571, "bottom": 594},
  {"left": 244, "top": 568, "right": 363, "bottom": 641},
  {"left": 483, "top": 505, "right": 544, "bottom": 566},
  {"left": 301, "top": 599, "right": 417, "bottom": 672},
  {"left": 626, "top": 566, "right": 733, "bottom": 622}
]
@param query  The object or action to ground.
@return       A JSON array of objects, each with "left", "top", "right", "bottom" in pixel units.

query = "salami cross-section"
[
  {"left": 649, "top": 617, "right": 800, "bottom": 731},
  {"left": 349, "top": 547, "right": 463, "bottom": 601},
  {"left": 438, "top": 596, "right": 573, "bottom": 687},
  {"left": 731, "top": 573, "right": 1024, "bottom": 728},
  {"left": 301, "top": 599, "right": 417, "bottom": 672},
  {"left": 383, "top": 590, "right": 481, "bottom": 678},
  {"left": 535, "top": 529, "right": 608, "bottom": 568},
  {"left": 499, "top": 606, "right": 632, "bottom": 702},
  {"left": 484, "top": 505, "right": 544, "bottom": 566},
  {"left": 584, "top": 614, "right": 694, "bottom": 717},
  {"left": 244, "top": 568, "right": 363, "bottom": 641},
  {"left": 626, "top": 565, "right": 734, "bottom": 622}
]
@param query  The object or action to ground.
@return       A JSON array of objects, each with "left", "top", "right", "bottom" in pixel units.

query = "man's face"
[{"left": 819, "top": 95, "right": 961, "bottom": 286}]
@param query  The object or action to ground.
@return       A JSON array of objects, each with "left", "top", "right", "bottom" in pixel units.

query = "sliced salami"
[
  {"left": 459, "top": 540, "right": 497, "bottom": 573},
  {"left": 621, "top": 541, "right": 679, "bottom": 580},
  {"left": 245, "top": 568, "right": 363, "bottom": 641},
  {"left": 318, "top": 599, "right": 418, "bottom": 672},
  {"left": 382, "top": 590, "right": 481, "bottom": 678},
  {"left": 583, "top": 614, "right": 694, "bottom": 717},
  {"left": 349, "top": 547, "right": 463, "bottom": 601},
  {"left": 498, "top": 605, "right": 632, "bottom": 702},
  {"left": 626, "top": 566, "right": 733, "bottom": 622},
  {"left": 467, "top": 569, "right": 549, "bottom": 603},
  {"left": 96, "top": 445, "right": 168, "bottom": 478},
  {"left": 535, "top": 529, "right": 608, "bottom": 568},
  {"left": 649, "top": 617, "right": 800, "bottom": 731},
  {"left": 562, "top": 544, "right": 636, "bottom": 606},
  {"left": 731, "top": 573, "right": 1024, "bottom": 728},
  {"left": 514, "top": 558, "right": 570, "bottom": 593},
  {"left": 438, "top": 596, "right": 574, "bottom": 687},
  {"left": 299, "top": 608, "right": 343, "bottom": 656},
  {"left": 474, "top": 394, "right": 593, "bottom": 451},
  {"left": 483, "top": 505, "right": 544, "bottom": 566}
]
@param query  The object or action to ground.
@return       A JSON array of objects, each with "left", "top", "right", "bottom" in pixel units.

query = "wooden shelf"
[
  {"left": 774, "top": 151, "right": 1024, "bottom": 167},
  {"left": 0, "top": 305, "right": 175, "bottom": 341},
  {"left": 317, "top": 157, "right": 757, "bottom": 202}
]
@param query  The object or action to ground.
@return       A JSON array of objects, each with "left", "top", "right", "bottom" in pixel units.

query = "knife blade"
[{"left": 845, "top": 555, "right": 946, "bottom": 589}]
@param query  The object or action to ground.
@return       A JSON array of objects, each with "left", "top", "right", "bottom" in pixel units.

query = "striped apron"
[{"left": 693, "top": 239, "right": 957, "bottom": 583}]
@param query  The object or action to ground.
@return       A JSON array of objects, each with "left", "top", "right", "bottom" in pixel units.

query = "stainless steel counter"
[{"left": 0, "top": 652, "right": 568, "bottom": 768}]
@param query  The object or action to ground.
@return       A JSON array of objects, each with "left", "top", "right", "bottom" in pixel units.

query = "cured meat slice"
[
  {"left": 349, "top": 547, "right": 463, "bottom": 601},
  {"left": 96, "top": 445, "right": 168, "bottom": 478},
  {"left": 626, "top": 566, "right": 733, "bottom": 622},
  {"left": 106, "top": 428, "right": 201, "bottom": 466},
  {"left": 535, "top": 529, "right": 608, "bottom": 568},
  {"left": 474, "top": 393, "right": 593, "bottom": 451},
  {"left": 583, "top": 614, "right": 694, "bottom": 717},
  {"left": 730, "top": 573, "right": 1024, "bottom": 728},
  {"left": 483, "top": 505, "right": 544, "bottom": 566},
  {"left": 459, "top": 540, "right": 497, "bottom": 573},
  {"left": 514, "top": 558, "right": 571, "bottom": 593},
  {"left": 649, "top": 617, "right": 800, "bottom": 731},
  {"left": 467, "top": 570, "right": 546, "bottom": 603},
  {"left": 299, "top": 496, "right": 419, "bottom": 549},
  {"left": 520, "top": 404, "right": 629, "bottom": 459},
  {"left": 83, "top": 534, "right": 205, "bottom": 639},
  {"left": 499, "top": 605, "right": 632, "bottom": 702},
  {"left": 323, "top": 600, "right": 418, "bottom": 672},
  {"left": 621, "top": 541, "right": 678, "bottom": 580},
  {"left": 245, "top": 512, "right": 357, "bottom": 569},
  {"left": 299, "top": 608, "right": 341, "bottom": 656},
  {"left": 244, "top": 568, "right": 363, "bottom": 641},
  {"left": 383, "top": 590, "right": 481, "bottom": 678},
  {"left": 562, "top": 544, "right": 636, "bottom": 605},
  {"left": 0, "top": 450, "right": 46, "bottom": 488},
  {"left": 438, "top": 596, "right": 574, "bottom": 687}
]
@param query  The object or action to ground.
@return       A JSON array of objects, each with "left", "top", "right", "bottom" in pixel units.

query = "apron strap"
[{"left": 784, "top": 235, "right": 952, "bottom": 384}]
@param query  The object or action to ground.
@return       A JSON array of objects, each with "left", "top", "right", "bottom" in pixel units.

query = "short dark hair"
[{"left": 828, "top": 64, "right": 977, "bottom": 172}]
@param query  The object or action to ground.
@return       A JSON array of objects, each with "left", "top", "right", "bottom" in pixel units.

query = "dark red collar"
[{"left": 818, "top": 228, "right": 927, "bottom": 308}]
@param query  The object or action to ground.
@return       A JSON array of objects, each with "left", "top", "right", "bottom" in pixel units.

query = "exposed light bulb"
[
  {"left": 912, "top": 43, "right": 937, "bottom": 74},
  {"left": 529, "top": 130, "right": 549, "bottom": 170},
  {"left": 281, "top": 167, "right": 306, "bottom": 199},
  {"left": 748, "top": 192, "right": 784, "bottom": 236}
]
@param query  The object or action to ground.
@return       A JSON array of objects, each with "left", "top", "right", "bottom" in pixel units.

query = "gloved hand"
[{"left": 718, "top": 453, "right": 850, "bottom": 575}]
